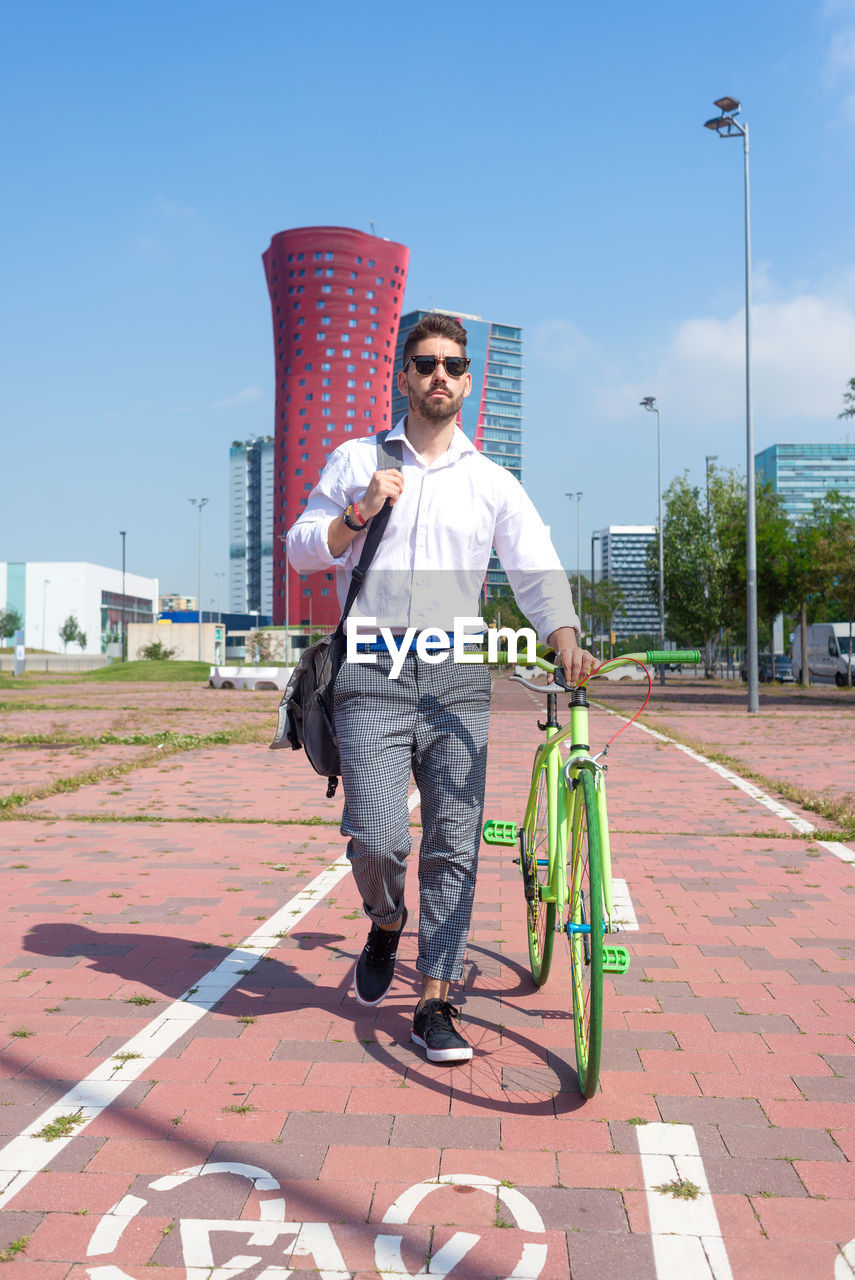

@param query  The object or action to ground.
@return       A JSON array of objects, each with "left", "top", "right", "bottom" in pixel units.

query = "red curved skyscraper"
[{"left": 263, "top": 226, "right": 409, "bottom": 628}]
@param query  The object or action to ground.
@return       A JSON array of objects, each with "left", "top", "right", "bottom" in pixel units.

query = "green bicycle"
[{"left": 484, "top": 649, "right": 701, "bottom": 1098}]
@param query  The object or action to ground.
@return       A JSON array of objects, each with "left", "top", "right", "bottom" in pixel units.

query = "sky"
[{"left": 3, "top": 0, "right": 855, "bottom": 606}]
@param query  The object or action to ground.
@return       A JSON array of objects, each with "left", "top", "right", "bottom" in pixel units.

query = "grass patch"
[
  {"left": 125, "top": 994, "right": 157, "bottom": 1006},
  {"left": 10, "top": 1029, "right": 35, "bottom": 1038},
  {"left": 0, "top": 725, "right": 270, "bottom": 817},
  {"left": 81, "top": 660, "right": 212, "bottom": 683},
  {"left": 654, "top": 1178, "right": 701, "bottom": 1200},
  {"left": 222, "top": 1103, "right": 257, "bottom": 1115},
  {"left": 0, "top": 1236, "right": 30, "bottom": 1262},
  {"left": 33, "top": 1109, "right": 85, "bottom": 1142}
]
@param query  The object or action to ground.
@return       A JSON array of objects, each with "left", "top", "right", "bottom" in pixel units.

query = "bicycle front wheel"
[
  {"left": 522, "top": 764, "right": 556, "bottom": 985},
  {"left": 567, "top": 768, "right": 603, "bottom": 1097}
]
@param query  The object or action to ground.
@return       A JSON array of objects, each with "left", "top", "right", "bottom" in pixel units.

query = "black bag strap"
[{"left": 334, "top": 430, "right": 402, "bottom": 636}]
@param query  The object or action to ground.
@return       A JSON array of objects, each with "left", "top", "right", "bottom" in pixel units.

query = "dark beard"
[{"left": 410, "top": 385, "right": 465, "bottom": 423}]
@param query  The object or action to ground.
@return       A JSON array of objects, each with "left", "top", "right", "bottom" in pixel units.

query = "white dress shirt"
[{"left": 286, "top": 417, "right": 580, "bottom": 641}]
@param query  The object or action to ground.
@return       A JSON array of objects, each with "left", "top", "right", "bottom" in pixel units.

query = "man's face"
[{"left": 397, "top": 336, "right": 472, "bottom": 424}]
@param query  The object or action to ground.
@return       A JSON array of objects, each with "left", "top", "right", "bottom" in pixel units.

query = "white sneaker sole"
[
  {"left": 352, "top": 965, "right": 393, "bottom": 1007},
  {"left": 411, "top": 1031, "right": 473, "bottom": 1063}
]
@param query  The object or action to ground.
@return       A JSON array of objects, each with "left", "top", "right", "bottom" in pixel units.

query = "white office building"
[
  {"left": 0, "top": 561, "right": 158, "bottom": 656},
  {"left": 600, "top": 526, "right": 658, "bottom": 639}
]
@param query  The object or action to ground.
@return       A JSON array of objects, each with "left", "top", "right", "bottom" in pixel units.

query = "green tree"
[
  {"left": 59, "top": 615, "right": 81, "bottom": 652},
  {"left": 714, "top": 472, "right": 795, "bottom": 667},
  {"left": 245, "top": 629, "right": 274, "bottom": 663},
  {"left": 808, "top": 490, "right": 855, "bottom": 687},
  {"left": 649, "top": 473, "right": 725, "bottom": 674},
  {"left": 839, "top": 377, "right": 855, "bottom": 420},
  {"left": 0, "top": 607, "right": 23, "bottom": 641}
]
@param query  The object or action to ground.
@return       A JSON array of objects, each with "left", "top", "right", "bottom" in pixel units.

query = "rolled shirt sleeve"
[
  {"left": 491, "top": 476, "right": 581, "bottom": 643},
  {"left": 286, "top": 447, "right": 355, "bottom": 573}
]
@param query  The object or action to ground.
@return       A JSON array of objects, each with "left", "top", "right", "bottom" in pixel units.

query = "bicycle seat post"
[{"left": 542, "top": 690, "right": 560, "bottom": 732}]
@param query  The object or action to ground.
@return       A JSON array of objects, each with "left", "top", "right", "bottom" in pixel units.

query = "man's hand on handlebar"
[{"left": 546, "top": 626, "right": 597, "bottom": 689}]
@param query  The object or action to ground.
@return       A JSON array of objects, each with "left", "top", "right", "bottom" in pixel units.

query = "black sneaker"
[
  {"left": 411, "top": 999, "right": 473, "bottom": 1063},
  {"left": 353, "top": 909, "right": 408, "bottom": 1006}
]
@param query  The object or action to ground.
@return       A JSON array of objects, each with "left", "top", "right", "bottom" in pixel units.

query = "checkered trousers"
[{"left": 333, "top": 650, "right": 492, "bottom": 982}]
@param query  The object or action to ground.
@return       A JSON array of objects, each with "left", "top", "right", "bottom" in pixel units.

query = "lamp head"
[
  {"left": 640, "top": 396, "right": 657, "bottom": 412},
  {"left": 704, "top": 97, "right": 745, "bottom": 137}
]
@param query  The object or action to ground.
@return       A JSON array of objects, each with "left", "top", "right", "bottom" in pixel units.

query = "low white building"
[{"left": 0, "top": 561, "right": 159, "bottom": 656}]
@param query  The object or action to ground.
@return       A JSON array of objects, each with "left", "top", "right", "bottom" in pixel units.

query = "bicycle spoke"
[{"left": 522, "top": 766, "right": 555, "bottom": 985}]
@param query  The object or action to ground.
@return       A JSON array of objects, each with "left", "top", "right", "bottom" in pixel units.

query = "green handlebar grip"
[{"left": 644, "top": 649, "right": 701, "bottom": 665}]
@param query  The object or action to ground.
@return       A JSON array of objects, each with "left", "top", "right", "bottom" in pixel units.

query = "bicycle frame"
[{"left": 522, "top": 686, "right": 616, "bottom": 934}]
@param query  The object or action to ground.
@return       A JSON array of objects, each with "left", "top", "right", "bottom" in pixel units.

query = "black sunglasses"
[{"left": 405, "top": 355, "right": 471, "bottom": 378}]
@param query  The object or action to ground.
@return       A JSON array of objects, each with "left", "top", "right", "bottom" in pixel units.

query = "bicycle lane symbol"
[{"left": 85, "top": 1164, "right": 548, "bottom": 1280}]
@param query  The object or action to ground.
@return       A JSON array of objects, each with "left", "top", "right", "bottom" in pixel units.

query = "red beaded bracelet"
[{"left": 352, "top": 502, "right": 367, "bottom": 527}]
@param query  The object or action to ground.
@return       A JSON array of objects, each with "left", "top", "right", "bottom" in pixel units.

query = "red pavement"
[{"left": 1, "top": 673, "right": 854, "bottom": 1278}]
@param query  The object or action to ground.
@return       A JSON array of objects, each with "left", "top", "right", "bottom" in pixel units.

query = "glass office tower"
[
  {"left": 755, "top": 442, "right": 855, "bottom": 522},
  {"left": 229, "top": 436, "right": 275, "bottom": 615},
  {"left": 392, "top": 309, "right": 523, "bottom": 596}
]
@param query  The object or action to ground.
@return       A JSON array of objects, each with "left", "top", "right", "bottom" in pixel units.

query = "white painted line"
[
  {"left": 594, "top": 700, "right": 855, "bottom": 857},
  {"left": 0, "top": 786, "right": 425, "bottom": 1210},
  {"left": 636, "top": 1123, "right": 733, "bottom": 1280},
  {"left": 0, "top": 852, "right": 352, "bottom": 1207},
  {"left": 817, "top": 840, "right": 855, "bottom": 864},
  {"left": 611, "top": 878, "right": 639, "bottom": 931}
]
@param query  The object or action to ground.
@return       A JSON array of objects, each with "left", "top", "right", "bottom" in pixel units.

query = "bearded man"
[{"left": 287, "top": 312, "right": 594, "bottom": 1062}]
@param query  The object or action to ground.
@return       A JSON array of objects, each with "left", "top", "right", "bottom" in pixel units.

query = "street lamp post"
[
  {"left": 42, "top": 579, "right": 50, "bottom": 652},
  {"left": 120, "top": 530, "right": 127, "bottom": 661},
  {"left": 591, "top": 531, "right": 601, "bottom": 654},
  {"left": 214, "top": 572, "right": 225, "bottom": 622},
  {"left": 189, "top": 498, "right": 210, "bottom": 662},
  {"left": 640, "top": 397, "right": 666, "bottom": 686},
  {"left": 705, "top": 455, "right": 719, "bottom": 515},
  {"left": 704, "top": 95, "right": 759, "bottom": 714},
  {"left": 566, "top": 492, "right": 583, "bottom": 627}
]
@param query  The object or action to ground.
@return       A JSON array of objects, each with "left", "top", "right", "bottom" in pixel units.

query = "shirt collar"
[{"left": 389, "top": 415, "right": 478, "bottom": 468}]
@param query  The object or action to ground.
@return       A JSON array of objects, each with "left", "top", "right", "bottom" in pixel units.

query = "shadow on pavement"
[{"left": 20, "top": 924, "right": 584, "bottom": 1114}]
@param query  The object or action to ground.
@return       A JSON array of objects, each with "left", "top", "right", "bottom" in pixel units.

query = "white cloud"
[
  {"left": 824, "top": 2, "right": 855, "bottom": 121},
  {"left": 211, "top": 387, "right": 264, "bottom": 411},
  {"left": 609, "top": 288, "right": 855, "bottom": 427},
  {"left": 535, "top": 275, "right": 855, "bottom": 436}
]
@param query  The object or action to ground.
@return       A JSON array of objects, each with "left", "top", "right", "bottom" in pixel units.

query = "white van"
[{"left": 792, "top": 622, "right": 855, "bottom": 686}]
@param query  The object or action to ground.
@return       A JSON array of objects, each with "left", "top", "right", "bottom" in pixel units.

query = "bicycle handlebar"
[
  {"left": 513, "top": 649, "right": 702, "bottom": 688},
  {"left": 642, "top": 650, "right": 701, "bottom": 665}
]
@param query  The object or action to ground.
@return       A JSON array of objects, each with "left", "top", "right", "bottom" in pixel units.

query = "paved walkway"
[{"left": 1, "top": 674, "right": 854, "bottom": 1278}]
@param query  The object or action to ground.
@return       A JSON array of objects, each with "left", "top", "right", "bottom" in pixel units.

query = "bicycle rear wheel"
[
  {"left": 567, "top": 768, "right": 603, "bottom": 1097},
  {"left": 522, "top": 764, "right": 556, "bottom": 985}
]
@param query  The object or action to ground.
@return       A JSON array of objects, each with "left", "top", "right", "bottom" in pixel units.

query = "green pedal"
[
  {"left": 603, "top": 945, "right": 630, "bottom": 974},
  {"left": 482, "top": 819, "right": 519, "bottom": 847}
]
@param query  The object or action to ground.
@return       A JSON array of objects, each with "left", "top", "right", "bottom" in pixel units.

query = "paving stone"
[
  {"left": 0, "top": 1210, "right": 44, "bottom": 1251},
  {"left": 521, "top": 1185, "right": 627, "bottom": 1233},
  {"left": 565, "top": 1231, "right": 658, "bottom": 1280},
  {"left": 719, "top": 1124, "right": 844, "bottom": 1161},
  {"left": 656, "top": 1095, "right": 771, "bottom": 1127}
]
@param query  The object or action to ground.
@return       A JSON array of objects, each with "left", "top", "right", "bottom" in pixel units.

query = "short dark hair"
[{"left": 402, "top": 313, "right": 468, "bottom": 366}]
